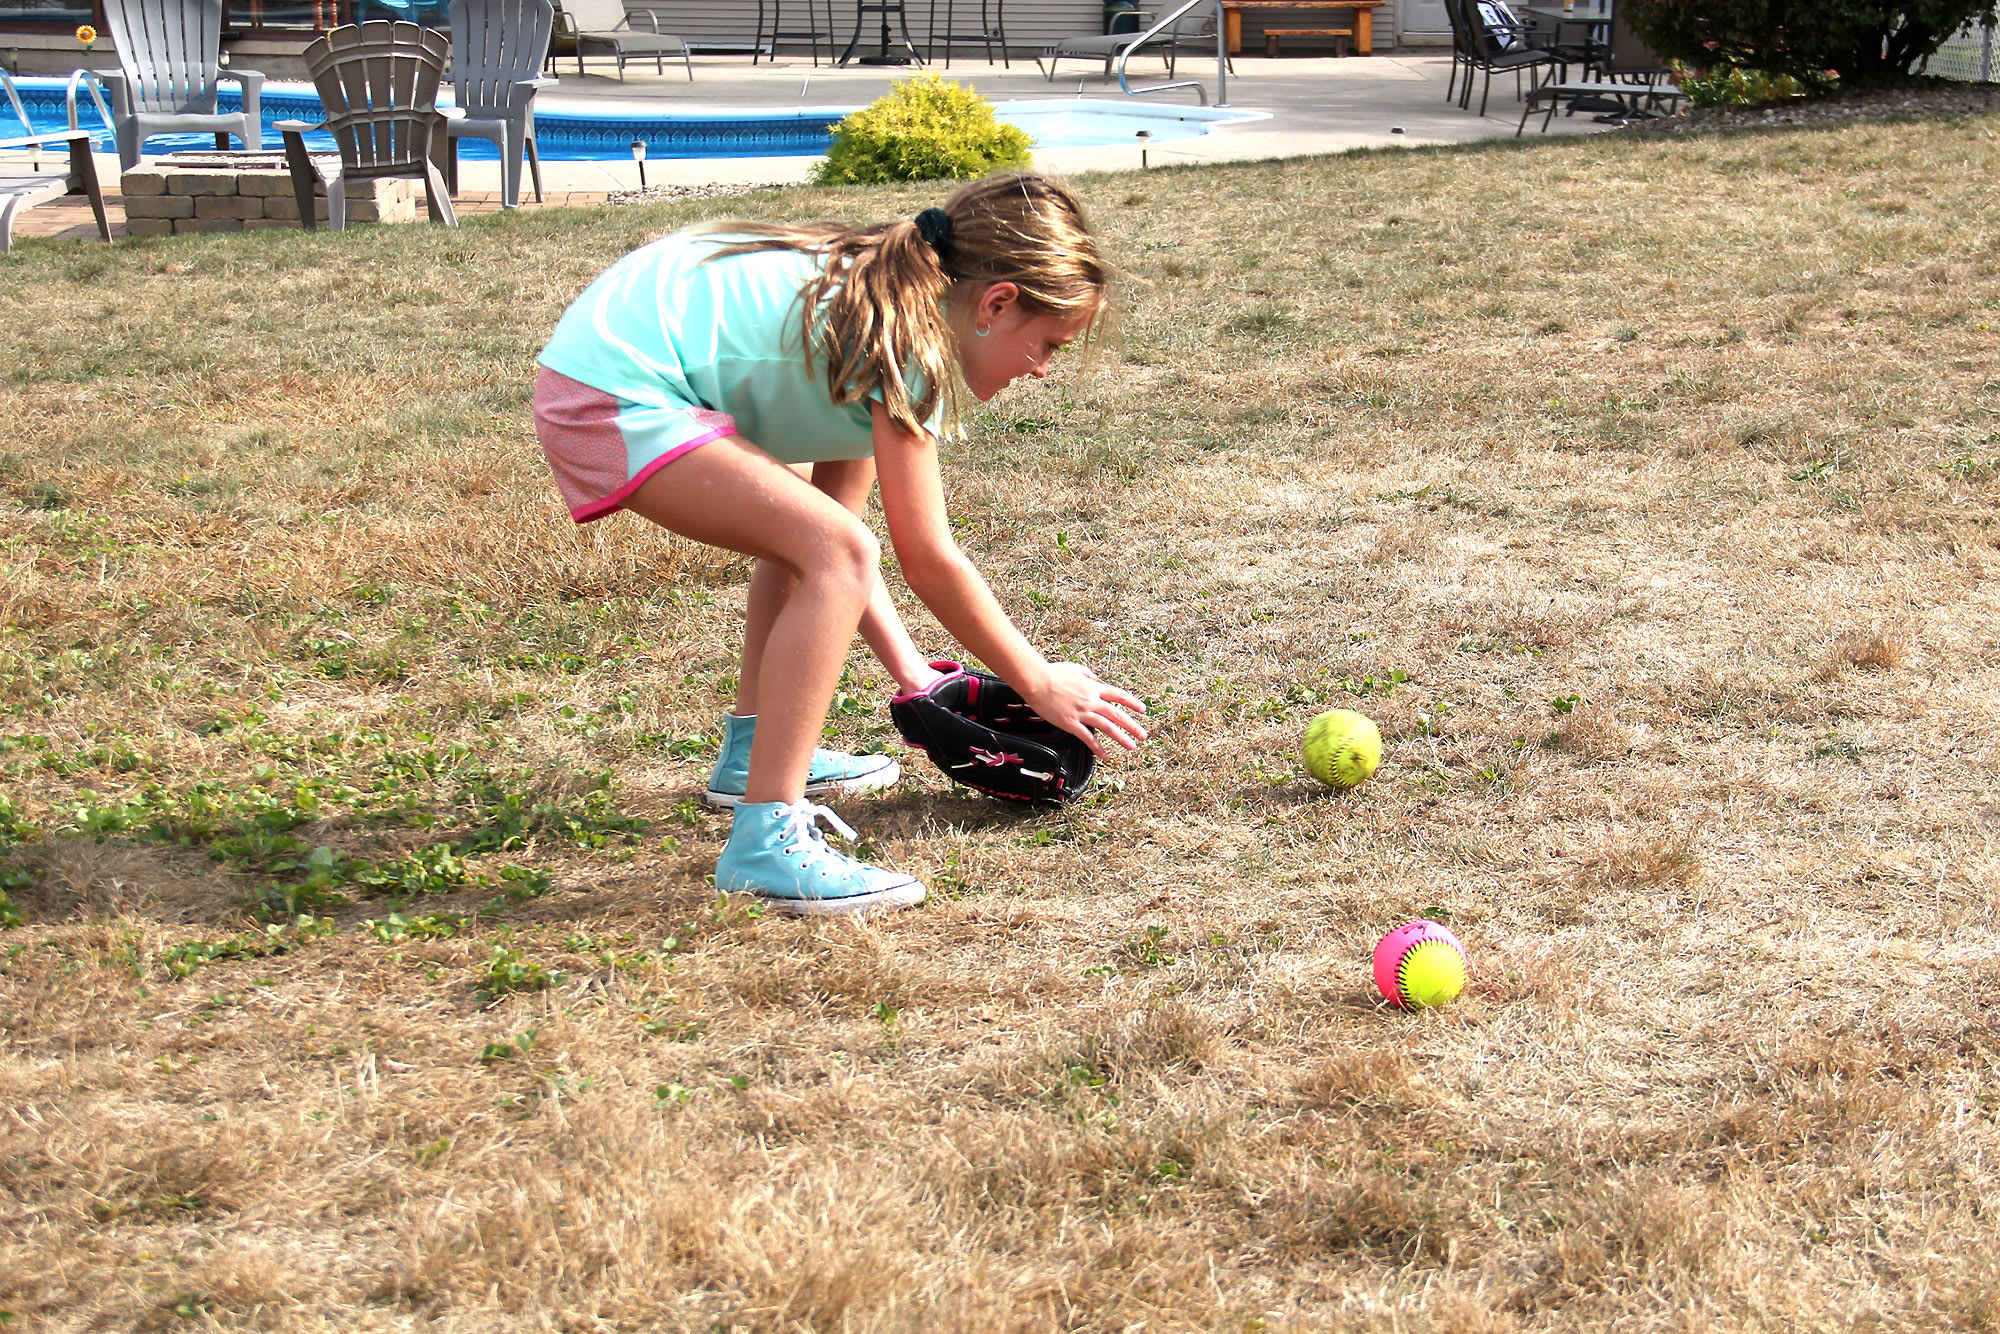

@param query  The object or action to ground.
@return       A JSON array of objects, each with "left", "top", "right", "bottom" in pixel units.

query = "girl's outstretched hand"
[{"left": 1029, "top": 662, "right": 1149, "bottom": 759}]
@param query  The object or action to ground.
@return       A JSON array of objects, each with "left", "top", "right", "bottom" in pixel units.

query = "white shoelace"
[{"left": 774, "top": 799, "right": 856, "bottom": 869}]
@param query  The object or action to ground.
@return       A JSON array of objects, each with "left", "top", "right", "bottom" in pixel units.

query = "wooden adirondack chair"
[
  {"left": 445, "top": 0, "right": 555, "bottom": 209},
  {"left": 275, "top": 22, "right": 457, "bottom": 231},
  {"left": 99, "top": 0, "right": 266, "bottom": 171}
]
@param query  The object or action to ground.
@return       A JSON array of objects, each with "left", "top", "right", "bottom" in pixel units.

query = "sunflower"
[{"left": 75, "top": 23, "right": 97, "bottom": 46}]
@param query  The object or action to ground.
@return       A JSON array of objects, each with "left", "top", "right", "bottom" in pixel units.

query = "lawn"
[{"left": 4, "top": 111, "right": 2000, "bottom": 1332}]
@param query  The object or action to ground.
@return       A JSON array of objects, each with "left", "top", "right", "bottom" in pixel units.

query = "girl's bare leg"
[
  {"left": 734, "top": 457, "right": 937, "bottom": 715},
  {"left": 623, "top": 439, "right": 878, "bottom": 805},
  {"left": 732, "top": 557, "right": 795, "bottom": 717}
]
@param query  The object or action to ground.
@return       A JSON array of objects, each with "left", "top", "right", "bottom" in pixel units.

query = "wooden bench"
[
  {"left": 1264, "top": 24, "right": 1351, "bottom": 54},
  {"left": 1222, "top": 0, "right": 1381, "bottom": 55}
]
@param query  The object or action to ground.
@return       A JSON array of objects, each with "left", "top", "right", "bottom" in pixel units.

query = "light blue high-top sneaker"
[
  {"left": 715, "top": 800, "right": 927, "bottom": 916},
  {"left": 703, "top": 711, "right": 900, "bottom": 810}
]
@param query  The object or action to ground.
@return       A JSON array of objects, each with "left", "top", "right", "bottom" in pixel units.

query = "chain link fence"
[{"left": 1927, "top": 21, "right": 1996, "bottom": 81}]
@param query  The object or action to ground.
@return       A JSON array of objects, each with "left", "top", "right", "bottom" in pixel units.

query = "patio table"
[
  {"left": 1221, "top": 0, "right": 1383, "bottom": 55},
  {"left": 837, "top": 0, "right": 925, "bottom": 65},
  {"left": 1516, "top": 4, "right": 1611, "bottom": 34},
  {"left": 1515, "top": 5, "right": 1610, "bottom": 70}
]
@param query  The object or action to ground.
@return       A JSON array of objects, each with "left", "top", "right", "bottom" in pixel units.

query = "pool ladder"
[
  {"left": 63, "top": 69, "right": 117, "bottom": 140},
  {"left": 1111, "top": 0, "right": 1228, "bottom": 106}
]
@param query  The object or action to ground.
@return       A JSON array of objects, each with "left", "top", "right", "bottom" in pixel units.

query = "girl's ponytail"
[
  {"left": 819, "top": 215, "right": 958, "bottom": 436},
  {"left": 701, "top": 171, "right": 1108, "bottom": 437}
]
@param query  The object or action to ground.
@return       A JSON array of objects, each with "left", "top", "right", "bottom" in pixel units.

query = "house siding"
[
  {"left": 620, "top": 0, "right": 1083, "bottom": 55},
  {"left": 640, "top": 0, "right": 1391, "bottom": 57}
]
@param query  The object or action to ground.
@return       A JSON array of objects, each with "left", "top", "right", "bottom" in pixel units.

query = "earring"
[{"left": 975, "top": 324, "right": 991, "bottom": 337}]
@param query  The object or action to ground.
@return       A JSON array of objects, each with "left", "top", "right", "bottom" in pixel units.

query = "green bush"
[
  {"left": 1672, "top": 64, "right": 1811, "bottom": 106},
  {"left": 813, "top": 74, "right": 1032, "bottom": 185},
  {"left": 1625, "top": 0, "right": 1998, "bottom": 88}
]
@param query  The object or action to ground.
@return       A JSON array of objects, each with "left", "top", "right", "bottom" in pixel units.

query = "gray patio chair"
[
  {"left": 562, "top": 0, "right": 693, "bottom": 80},
  {"left": 276, "top": 21, "right": 457, "bottom": 231},
  {"left": 98, "top": 0, "right": 265, "bottom": 172},
  {"left": 0, "top": 71, "right": 112, "bottom": 255},
  {"left": 446, "top": 0, "right": 555, "bottom": 208}
]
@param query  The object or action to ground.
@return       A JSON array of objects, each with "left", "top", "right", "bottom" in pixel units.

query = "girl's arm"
[
  {"left": 856, "top": 576, "right": 946, "bottom": 696},
  {"left": 870, "top": 403, "right": 1146, "bottom": 755},
  {"left": 808, "top": 457, "right": 943, "bottom": 696}
]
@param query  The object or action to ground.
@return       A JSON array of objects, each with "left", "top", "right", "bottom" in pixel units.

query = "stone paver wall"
[{"left": 119, "top": 167, "right": 424, "bottom": 236}]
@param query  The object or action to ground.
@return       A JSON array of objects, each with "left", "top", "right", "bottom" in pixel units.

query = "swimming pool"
[{"left": 7, "top": 78, "right": 1266, "bottom": 161}]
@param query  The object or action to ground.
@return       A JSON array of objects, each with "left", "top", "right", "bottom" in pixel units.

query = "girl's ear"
[{"left": 977, "top": 281, "right": 1021, "bottom": 325}]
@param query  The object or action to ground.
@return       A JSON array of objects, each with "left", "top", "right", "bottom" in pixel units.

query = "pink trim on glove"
[{"left": 890, "top": 660, "right": 967, "bottom": 704}]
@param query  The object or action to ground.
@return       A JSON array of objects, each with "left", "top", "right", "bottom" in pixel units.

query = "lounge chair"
[
  {"left": 1037, "top": 13, "right": 1179, "bottom": 80},
  {"left": 0, "top": 131, "right": 113, "bottom": 254},
  {"left": 98, "top": 0, "right": 266, "bottom": 172},
  {"left": 561, "top": 0, "right": 693, "bottom": 80},
  {"left": 0, "top": 72, "right": 112, "bottom": 255},
  {"left": 276, "top": 21, "right": 458, "bottom": 231},
  {"left": 446, "top": 0, "right": 556, "bottom": 208},
  {"left": 547, "top": 3, "right": 580, "bottom": 72}
]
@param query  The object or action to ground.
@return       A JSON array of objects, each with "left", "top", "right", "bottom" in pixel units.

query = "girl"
[{"left": 534, "top": 172, "right": 1149, "bottom": 916}]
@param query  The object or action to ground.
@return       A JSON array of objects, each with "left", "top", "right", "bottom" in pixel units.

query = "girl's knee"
[
  {"left": 824, "top": 516, "right": 881, "bottom": 587},
  {"left": 772, "top": 511, "right": 877, "bottom": 594}
]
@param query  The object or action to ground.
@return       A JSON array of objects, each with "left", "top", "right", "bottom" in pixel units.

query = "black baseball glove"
[{"left": 889, "top": 661, "right": 1096, "bottom": 805}]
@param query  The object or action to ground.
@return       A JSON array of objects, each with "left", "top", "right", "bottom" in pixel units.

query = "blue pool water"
[{"left": 6, "top": 78, "right": 1264, "bottom": 161}]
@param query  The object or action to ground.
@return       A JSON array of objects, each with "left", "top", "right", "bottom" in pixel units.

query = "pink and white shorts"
[{"left": 533, "top": 367, "right": 738, "bottom": 524}]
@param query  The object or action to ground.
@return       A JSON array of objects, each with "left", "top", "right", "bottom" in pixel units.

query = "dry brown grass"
[{"left": 5, "top": 110, "right": 2000, "bottom": 1331}]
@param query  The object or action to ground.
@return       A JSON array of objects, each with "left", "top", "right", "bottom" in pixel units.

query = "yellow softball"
[{"left": 1301, "top": 708, "right": 1382, "bottom": 789}]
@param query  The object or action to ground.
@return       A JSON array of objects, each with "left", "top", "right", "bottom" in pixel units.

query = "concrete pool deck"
[
  {"left": 511, "top": 48, "right": 1612, "bottom": 189},
  {"left": 14, "top": 49, "right": 1617, "bottom": 241}
]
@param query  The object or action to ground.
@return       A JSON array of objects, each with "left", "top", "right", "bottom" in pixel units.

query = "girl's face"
[{"left": 957, "top": 282, "right": 1096, "bottom": 402}]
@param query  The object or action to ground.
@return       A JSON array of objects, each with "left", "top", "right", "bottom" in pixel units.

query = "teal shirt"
[{"left": 537, "top": 230, "right": 942, "bottom": 463}]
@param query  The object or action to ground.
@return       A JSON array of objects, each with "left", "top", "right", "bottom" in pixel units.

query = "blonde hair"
[{"left": 697, "top": 172, "right": 1108, "bottom": 436}]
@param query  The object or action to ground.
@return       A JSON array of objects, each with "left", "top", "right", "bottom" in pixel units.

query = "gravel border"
[
  {"left": 1621, "top": 76, "right": 2000, "bottom": 134},
  {"left": 606, "top": 182, "right": 790, "bottom": 206}
]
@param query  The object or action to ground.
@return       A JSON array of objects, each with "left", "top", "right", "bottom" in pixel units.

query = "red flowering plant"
[{"left": 1624, "top": 0, "right": 1998, "bottom": 88}]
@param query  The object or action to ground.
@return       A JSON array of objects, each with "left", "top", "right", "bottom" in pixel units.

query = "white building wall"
[
  {"left": 640, "top": 0, "right": 1395, "bottom": 56},
  {"left": 640, "top": 0, "right": 1100, "bottom": 54}
]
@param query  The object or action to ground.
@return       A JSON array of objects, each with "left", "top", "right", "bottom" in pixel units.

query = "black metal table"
[
  {"left": 1515, "top": 5, "right": 1609, "bottom": 72},
  {"left": 838, "top": 0, "right": 925, "bottom": 65}
]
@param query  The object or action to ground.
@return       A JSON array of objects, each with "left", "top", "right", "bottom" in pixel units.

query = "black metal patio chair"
[{"left": 1449, "top": 0, "right": 1558, "bottom": 116}]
